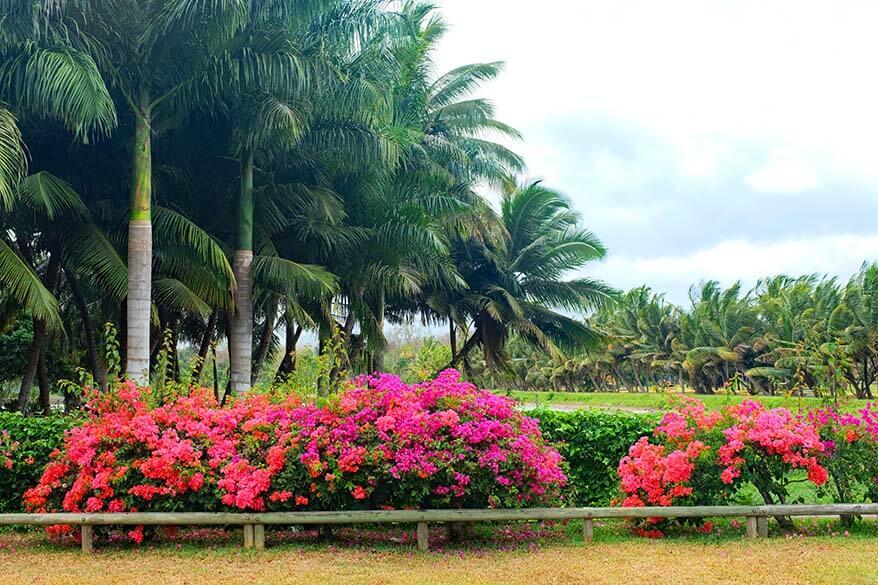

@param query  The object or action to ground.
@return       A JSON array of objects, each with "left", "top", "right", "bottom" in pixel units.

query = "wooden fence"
[{"left": 2, "top": 503, "right": 877, "bottom": 553}]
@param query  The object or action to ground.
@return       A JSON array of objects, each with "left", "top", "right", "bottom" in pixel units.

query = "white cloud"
[
  {"left": 590, "top": 235, "right": 878, "bottom": 304},
  {"left": 435, "top": 0, "right": 878, "bottom": 189},
  {"left": 745, "top": 155, "right": 822, "bottom": 194}
]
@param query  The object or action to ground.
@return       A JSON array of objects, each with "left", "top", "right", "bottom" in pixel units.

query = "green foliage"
[
  {"left": 0, "top": 316, "right": 31, "bottom": 385},
  {"left": 0, "top": 412, "right": 72, "bottom": 512},
  {"left": 269, "top": 333, "right": 350, "bottom": 400},
  {"left": 384, "top": 336, "right": 452, "bottom": 383},
  {"left": 530, "top": 408, "right": 657, "bottom": 506}
]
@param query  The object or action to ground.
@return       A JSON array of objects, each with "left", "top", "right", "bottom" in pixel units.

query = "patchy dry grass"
[{"left": 2, "top": 527, "right": 878, "bottom": 585}]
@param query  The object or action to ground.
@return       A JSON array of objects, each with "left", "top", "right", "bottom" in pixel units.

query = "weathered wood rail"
[{"left": 2, "top": 504, "right": 876, "bottom": 553}]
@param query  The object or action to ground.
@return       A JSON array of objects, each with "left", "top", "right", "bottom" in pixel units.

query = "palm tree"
[
  {"left": 449, "top": 181, "right": 615, "bottom": 370},
  {"left": 216, "top": 0, "right": 396, "bottom": 393},
  {"left": 829, "top": 263, "right": 878, "bottom": 399},
  {"left": 2, "top": 171, "right": 127, "bottom": 412},
  {"left": 19, "top": 0, "right": 251, "bottom": 383}
]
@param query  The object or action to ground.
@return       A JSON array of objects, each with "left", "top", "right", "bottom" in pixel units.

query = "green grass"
[{"left": 508, "top": 389, "right": 866, "bottom": 412}]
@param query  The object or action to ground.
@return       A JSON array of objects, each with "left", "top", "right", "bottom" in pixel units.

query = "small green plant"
[
  {"left": 266, "top": 329, "right": 350, "bottom": 401},
  {"left": 104, "top": 322, "right": 122, "bottom": 381}
]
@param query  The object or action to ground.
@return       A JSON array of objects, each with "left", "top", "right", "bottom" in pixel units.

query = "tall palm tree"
[
  {"left": 218, "top": 0, "right": 395, "bottom": 393},
  {"left": 20, "top": 0, "right": 250, "bottom": 383}
]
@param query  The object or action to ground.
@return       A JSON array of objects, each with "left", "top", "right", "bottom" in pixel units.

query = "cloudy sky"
[{"left": 434, "top": 0, "right": 878, "bottom": 304}]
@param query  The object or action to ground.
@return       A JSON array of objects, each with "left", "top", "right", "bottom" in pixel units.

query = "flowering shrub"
[
  {"left": 618, "top": 437, "right": 712, "bottom": 508},
  {"left": 271, "top": 370, "right": 566, "bottom": 510},
  {"left": 23, "top": 370, "right": 566, "bottom": 541},
  {"left": 810, "top": 406, "right": 878, "bottom": 513},
  {"left": 717, "top": 402, "right": 828, "bottom": 502},
  {"left": 616, "top": 398, "right": 844, "bottom": 536}
]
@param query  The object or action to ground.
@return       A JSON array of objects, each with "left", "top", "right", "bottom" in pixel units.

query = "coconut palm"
[
  {"left": 829, "top": 263, "right": 878, "bottom": 399},
  {"left": 448, "top": 181, "right": 615, "bottom": 370},
  {"left": 0, "top": 0, "right": 117, "bottom": 333},
  {"left": 2, "top": 171, "right": 127, "bottom": 412}
]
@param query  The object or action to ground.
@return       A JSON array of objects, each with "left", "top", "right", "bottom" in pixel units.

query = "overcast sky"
[{"left": 434, "top": 0, "right": 878, "bottom": 305}]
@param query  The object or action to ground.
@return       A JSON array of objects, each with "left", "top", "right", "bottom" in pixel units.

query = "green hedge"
[
  {"left": 0, "top": 413, "right": 72, "bottom": 512},
  {"left": 530, "top": 409, "right": 657, "bottom": 506},
  {"left": 0, "top": 408, "right": 654, "bottom": 512}
]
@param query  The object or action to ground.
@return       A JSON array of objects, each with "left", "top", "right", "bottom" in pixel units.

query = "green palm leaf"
[
  {"left": 17, "top": 171, "right": 89, "bottom": 219},
  {"left": 252, "top": 254, "right": 338, "bottom": 297},
  {"left": 0, "top": 45, "right": 116, "bottom": 139},
  {"left": 153, "top": 277, "right": 212, "bottom": 318},
  {"left": 0, "top": 238, "right": 61, "bottom": 330},
  {"left": 0, "top": 108, "right": 25, "bottom": 211}
]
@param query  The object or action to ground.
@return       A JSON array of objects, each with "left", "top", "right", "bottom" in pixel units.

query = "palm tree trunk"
[
  {"left": 17, "top": 251, "right": 60, "bottom": 414},
  {"left": 37, "top": 349, "right": 50, "bottom": 415},
  {"left": 448, "top": 328, "right": 480, "bottom": 370},
  {"left": 373, "top": 291, "right": 386, "bottom": 372},
  {"left": 229, "top": 151, "right": 255, "bottom": 395},
  {"left": 65, "top": 270, "right": 107, "bottom": 391},
  {"left": 192, "top": 310, "right": 218, "bottom": 382},
  {"left": 449, "top": 317, "right": 457, "bottom": 356},
  {"left": 126, "top": 101, "right": 153, "bottom": 385},
  {"left": 251, "top": 300, "right": 278, "bottom": 384},
  {"left": 275, "top": 321, "right": 302, "bottom": 382}
]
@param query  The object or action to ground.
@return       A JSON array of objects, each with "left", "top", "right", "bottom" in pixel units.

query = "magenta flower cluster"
[{"left": 24, "top": 370, "right": 566, "bottom": 541}]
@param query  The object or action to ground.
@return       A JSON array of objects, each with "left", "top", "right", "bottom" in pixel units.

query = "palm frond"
[
  {"left": 0, "top": 237, "right": 61, "bottom": 330},
  {"left": 0, "top": 108, "right": 25, "bottom": 210}
]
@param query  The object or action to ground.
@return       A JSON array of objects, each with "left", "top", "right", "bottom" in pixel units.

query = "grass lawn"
[
  {"left": 509, "top": 389, "right": 866, "bottom": 413},
  {"left": 3, "top": 521, "right": 878, "bottom": 584}
]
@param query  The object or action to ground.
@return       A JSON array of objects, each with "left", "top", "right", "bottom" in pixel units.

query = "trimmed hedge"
[
  {"left": 0, "top": 412, "right": 72, "bottom": 512},
  {"left": 530, "top": 409, "right": 657, "bottom": 506}
]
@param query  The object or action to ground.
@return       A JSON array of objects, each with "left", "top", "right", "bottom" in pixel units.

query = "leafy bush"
[
  {"left": 531, "top": 409, "right": 657, "bottom": 506},
  {"left": 0, "top": 412, "right": 72, "bottom": 512},
  {"left": 24, "top": 370, "right": 566, "bottom": 541}
]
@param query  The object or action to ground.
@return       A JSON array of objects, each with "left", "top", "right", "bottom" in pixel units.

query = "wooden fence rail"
[{"left": 2, "top": 503, "right": 876, "bottom": 553}]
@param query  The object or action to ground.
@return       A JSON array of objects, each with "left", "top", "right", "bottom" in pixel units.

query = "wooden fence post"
[
  {"left": 243, "top": 524, "right": 255, "bottom": 549},
  {"left": 583, "top": 518, "right": 594, "bottom": 543},
  {"left": 81, "top": 525, "right": 94, "bottom": 554},
  {"left": 745, "top": 516, "right": 757, "bottom": 538},
  {"left": 253, "top": 524, "right": 265, "bottom": 550},
  {"left": 756, "top": 516, "right": 768, "bottom": 538},
  {"left": 417, "top": 522, "right": 429, "bottom": 552}
]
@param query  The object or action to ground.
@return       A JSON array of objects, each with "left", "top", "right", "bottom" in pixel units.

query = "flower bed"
[{"left": 23, "top": 370, "right": 566, "bottom": 541}]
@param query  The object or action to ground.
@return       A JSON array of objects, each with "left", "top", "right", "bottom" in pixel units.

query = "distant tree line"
[{"left": 473, "top": 263, "right": 878, "bottom": 399}]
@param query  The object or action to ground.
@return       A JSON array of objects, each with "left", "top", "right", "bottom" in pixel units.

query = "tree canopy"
[{"left": 0, "top": 0, "right": 612, "bottom": 412}]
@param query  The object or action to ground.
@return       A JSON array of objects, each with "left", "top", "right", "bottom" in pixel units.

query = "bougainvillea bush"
[
  {"left": 616, "top": 397, "right": 878, "bottom": 536},
  {"left": 23, "top": 370, "right": 566, "bottom": 541},
  {"left": 809, "top": 406, "right": 878, "bottom": 510}
]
